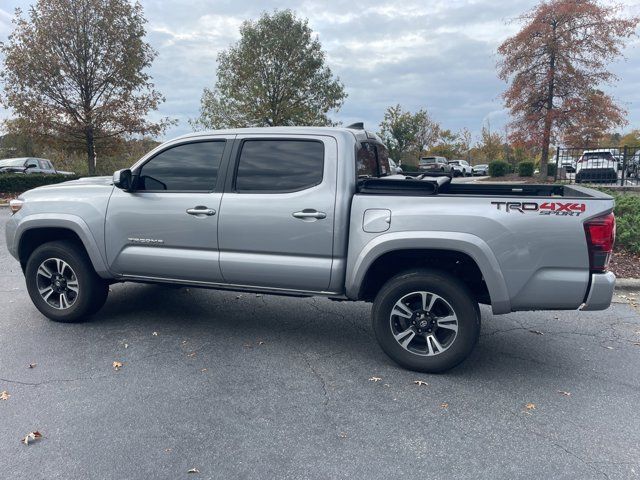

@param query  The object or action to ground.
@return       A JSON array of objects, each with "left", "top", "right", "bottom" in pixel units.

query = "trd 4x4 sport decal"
[{"left": 491, "top": 201, "right": 586, "bottom": 216}]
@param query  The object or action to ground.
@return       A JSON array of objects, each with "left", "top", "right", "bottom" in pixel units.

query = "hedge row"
[
  {"left": 489, "top": 161, "right": 557, "bottom": 178},
  {"left": 0, "top": 174, "right": 79, "bottom": 193}
]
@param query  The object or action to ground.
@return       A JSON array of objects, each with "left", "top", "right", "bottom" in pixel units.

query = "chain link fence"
[{"left": 553, "top": 146, "right": 640, "bottom": 186}]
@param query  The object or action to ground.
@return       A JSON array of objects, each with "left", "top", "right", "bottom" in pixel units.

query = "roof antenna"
[{"left": 347, "top": 122, "right": 364, "bottom": 130}]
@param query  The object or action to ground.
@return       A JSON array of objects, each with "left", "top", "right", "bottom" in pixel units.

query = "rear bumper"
[
  {"left": 581, "top": 272, "right": 616, "bottom": 311},
  {"left": 576, "top": 169, "right": 617, "bottom": 182}
]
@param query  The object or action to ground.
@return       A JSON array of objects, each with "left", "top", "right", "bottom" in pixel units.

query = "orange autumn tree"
[
  {"left": 562, "top": 90, "right": 626, "bottom": 147},
  {"left": 498, "top": 0, "right": 638, "bottom": 179}
]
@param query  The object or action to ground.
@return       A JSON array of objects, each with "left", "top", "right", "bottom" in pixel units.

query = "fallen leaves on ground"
[
  {"left": 603, "top": 346, "right": 614, "bottom": 350},
  {"left": 368, "top": 376, "right": 382, "bottom": 382},
  {"left": 557, "top": 391, "right": 571, "bottom": 396},
  {"left": 0, "top": 391, "right": 10, "bottom": 401},
  {"left": 338, "top": 432, "right": 348, "bottom": 438},
  {"left": 242, "top": 343, "right": 252, "bottom": 348},
  {"left": 124, "top": 344, "right": 128, "bottom": 349},
  {"left": 22, "top": 431, "right": 42, "bottom": 445},
  {"left": 529, "top": 330, "right": 544, "bottom": 335},
  {"left": 413, "top": 380, "right": 428, "bottom": 386},
  {"left": 440, "top": 402, "right": 449, "bottom": 409},
  {"left": 152, "top": 332, "right": 158, "bottom": 336},
  {"left": 187, "top": 352, "right": 197, "bottom": 358},
  {"left": 28, "top": 363, "right": 37, "bottom": 369},
  {"left": 201, "top": 368, "right": 208, "bottom": 373},
  {"left": 112, "top": 361, "right": 123, "bottom": 371},
  {"left": 525, "top": 403, "right": 536, "bottom": 411},
  {"left": 257, "top": 341, "right": 265, "bottom": 346},
  {"left": 187, "top": 468, "right": 200, "bottom": 474}
]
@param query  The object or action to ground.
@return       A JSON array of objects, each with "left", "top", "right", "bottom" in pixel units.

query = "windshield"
[
  {"left": 420, "top": 158, "right": 436, "bottom": 165},
  {"left": 448, "top": 161, "right": 460, "bottom": 165},
  {"left": 0, "top": 158, "right": 27, "bottom": 167}
]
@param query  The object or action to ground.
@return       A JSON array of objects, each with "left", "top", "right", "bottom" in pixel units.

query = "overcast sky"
[{"left": 1, "top": 0, "right": 639, "bottom": 143}]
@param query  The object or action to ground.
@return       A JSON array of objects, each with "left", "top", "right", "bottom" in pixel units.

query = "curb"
[
  {"left": 0, "top": 204, "right": 8, "bottom": 208},
  {"left": 616, "top": 278, "right": 640, "bottom": 292}
]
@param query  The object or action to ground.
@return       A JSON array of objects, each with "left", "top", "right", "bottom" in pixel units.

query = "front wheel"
[
  {"left": 372, "top": 270, "right": 480, "bottom": 373},
  {"left": 25, "top": 240, "right": 109, "bottom": 323}
]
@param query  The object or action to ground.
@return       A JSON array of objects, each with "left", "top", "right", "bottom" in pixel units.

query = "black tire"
[
  {"left": 25, "top": 240, "right": 109, "bottom": 323},
  {"left": 372, "top": 270, "right": 480, "bottom": 373}
]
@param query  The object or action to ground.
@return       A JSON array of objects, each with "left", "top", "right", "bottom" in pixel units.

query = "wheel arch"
[
  {"left": 16, "top": 215, "right": 111, "bottom": 279},
  {"left": 346, "top": 232, "right": 511, "bottom": 314}
]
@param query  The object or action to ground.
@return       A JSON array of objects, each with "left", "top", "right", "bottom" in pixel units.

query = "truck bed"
[{"left": 356, "top": 175, "right": 607, "bottom": 198}]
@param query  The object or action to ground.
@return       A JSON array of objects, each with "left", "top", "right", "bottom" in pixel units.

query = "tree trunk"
[
  {"left": 539, "top": 112, "right": 553, "bottom": 181},
  {"left": 539, "top": 24, "right": 557, "bottom": 182},
  {"left": 85, "top": 126, "right": 96, "bottom": 176}
]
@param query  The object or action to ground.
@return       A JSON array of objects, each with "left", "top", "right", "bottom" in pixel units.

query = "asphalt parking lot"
[{"left": 1, "top": 209, "right": 640, "bottom": 479}]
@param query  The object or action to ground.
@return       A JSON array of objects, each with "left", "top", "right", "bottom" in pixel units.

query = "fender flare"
[
  {"left": 345, "top": 231, "right": 511, "bottom": 314},
  {"left": 14, "top": 214, "right": 111, "bottom": 279}
]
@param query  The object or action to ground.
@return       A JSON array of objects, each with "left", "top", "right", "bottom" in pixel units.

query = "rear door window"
[{"left": 235, "top": 139, "right": 324, "bottom": 192}]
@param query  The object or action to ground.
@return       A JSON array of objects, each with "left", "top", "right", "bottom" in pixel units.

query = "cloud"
[{"left": 1, "top": 0, "right": 639, "bottom": 144}]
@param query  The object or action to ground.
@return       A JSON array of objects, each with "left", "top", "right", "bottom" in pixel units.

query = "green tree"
[
  {"left": 192, "top": 10, "right": 346, "bottom": 129},
  {"left": 379, "top": 104, "right": 439, "bottom": 162},
  {"left": 0, "top": 0, "right": 171, "bottom": 175},
  {"left": 476, "top": 125, "right": 504, "bottom": 162}
]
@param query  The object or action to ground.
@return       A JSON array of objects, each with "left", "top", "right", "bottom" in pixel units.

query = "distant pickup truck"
[
  {"left": 0, "top": 157, "right": 75, "bottom": 176},
  {"left": 5, "top": 126, "right": 616, "bottom": 372}
]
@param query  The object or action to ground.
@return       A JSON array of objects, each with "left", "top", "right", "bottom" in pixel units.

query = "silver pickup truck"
[{"left": 5, "top": 126, "right": 617, "bottom": 372}]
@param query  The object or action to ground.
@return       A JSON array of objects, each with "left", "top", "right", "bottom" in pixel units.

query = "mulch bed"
[
  {"left": 478, "top": 174, "right": 555, "bottom": 183},
  {"left": 610, "top": 249, "right": 640, "bottom": 279}
]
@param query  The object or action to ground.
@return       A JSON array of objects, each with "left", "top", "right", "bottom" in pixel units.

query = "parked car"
[
  {"left": 388, "top": 158, "right": 403, "bottom": 175},
  {"left": 0, "top": 157, "right": 74, "bottom": 175},
  {"left": 6, "top": 126, "right": 616, "bottom": 373},
  {"left": 448, "top": 160, "right": 471, "bottom": 177},
  {"left": 575, "top": 150, "right": 619, "bottom": 183},
  {"left": 553, "top": 155, "right": 577, "bottom": 173},
  {"left": 472, "top": 164, "right": 489, "bottom": 176},
  {"left": 418, "top": 156, "right": 452, "bottom": 177}
]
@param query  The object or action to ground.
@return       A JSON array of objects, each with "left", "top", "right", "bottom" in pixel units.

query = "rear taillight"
[{"left": 584, "top": 213, "right": 616, "bottom": 272}]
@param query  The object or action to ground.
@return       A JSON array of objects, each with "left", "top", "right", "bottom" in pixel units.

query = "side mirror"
[
  {"left": 25, "top": 163, "right": 36, "bottom": 170},
  {"left": 113, "top": 169, "right": 133, "bottom": 191}
]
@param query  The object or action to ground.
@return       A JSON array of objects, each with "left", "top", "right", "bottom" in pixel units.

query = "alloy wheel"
[
  {"left": 389, "top": 291, "right": 459, "bottom": 356},
  {"left": 35, "top": 258, "right": 79, "bottom": 310}
]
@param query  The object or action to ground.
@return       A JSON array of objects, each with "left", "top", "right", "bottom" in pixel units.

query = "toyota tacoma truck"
[{"left": 5, "top": 126, "right": 617, "bottom": 373}]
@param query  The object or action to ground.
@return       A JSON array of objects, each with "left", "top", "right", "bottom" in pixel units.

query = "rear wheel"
[
  {"left": 25, "top": 240, "right": 109, "bottom": 323},
  {"left": 372, "top": 270, "right": 480, "bottom": 373}
]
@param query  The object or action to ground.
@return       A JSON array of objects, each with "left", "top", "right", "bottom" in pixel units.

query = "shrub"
[
  {"left": 0, "top": 174, "right": 79, "bottom": 195},
  {"left": 488, "top": 161, "right": 509, "bottom": 177},
  {"left": 610, "top": 192, "right": 640, "bottom": 254},
  {"left": 518, "top": 161, "right": 535, "bottom": 177}
]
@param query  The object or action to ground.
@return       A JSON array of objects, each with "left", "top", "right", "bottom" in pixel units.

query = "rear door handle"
[
  {"left": 186, "top": 206, "right": 216, "bottom": 217},
  {"left": 292, "top": 209, "right": 327, "bottom": 220}
]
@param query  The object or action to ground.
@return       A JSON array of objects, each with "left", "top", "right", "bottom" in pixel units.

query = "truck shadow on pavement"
[{"left": 80, "top": 282, "right": 626, "bottom": 382}]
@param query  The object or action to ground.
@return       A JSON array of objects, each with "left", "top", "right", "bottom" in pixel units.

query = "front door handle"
[
  {"left": 186, "top": 206, "right": 216, "bottom": 217},
  {"left": 292, "top": 209, "right": 327, "bottom": 220}
]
